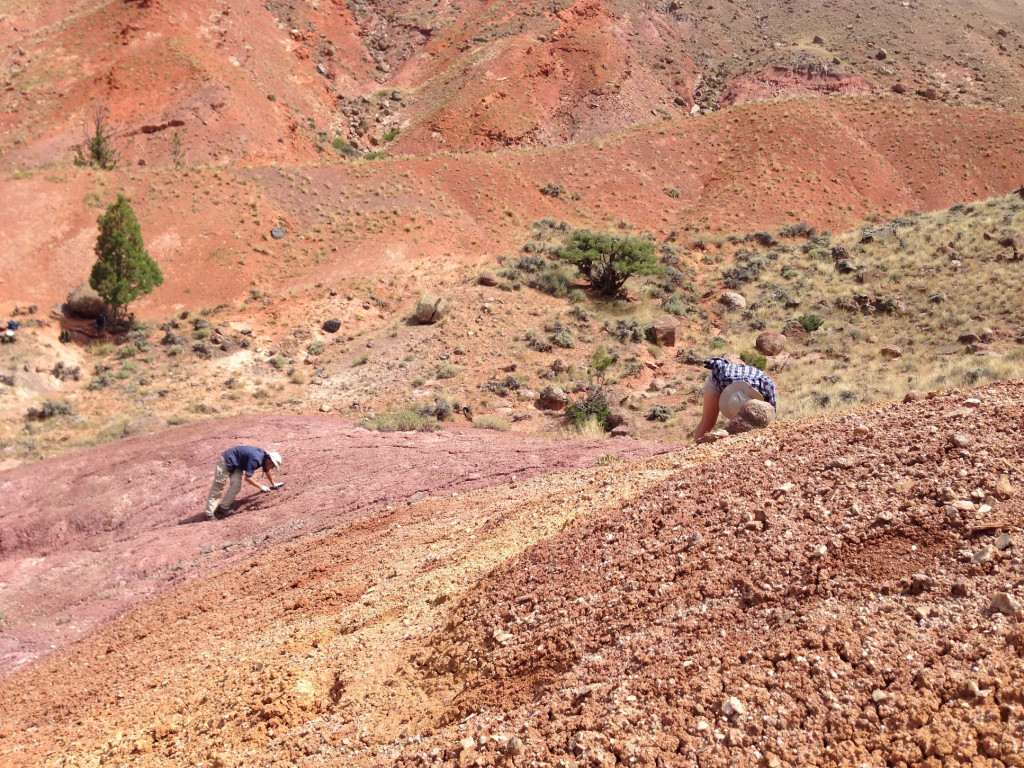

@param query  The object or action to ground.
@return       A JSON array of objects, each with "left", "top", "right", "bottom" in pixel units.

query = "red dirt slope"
[
  {"left": 0, "top": 383, "right": 1020, "bottom": 767},
  {"left": 0, "top": 415, "right": 679, "bottom": 676}
]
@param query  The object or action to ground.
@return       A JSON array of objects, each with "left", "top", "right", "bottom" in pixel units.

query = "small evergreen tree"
[
  {"left": 90, "top": 195, "right": 163, "bottom": 323},
  {"left": 74, "top": 106, "right": 120, "bottom": 170},
  {"left": 554, "top": 229, "right": 663, "bottom": 296}
]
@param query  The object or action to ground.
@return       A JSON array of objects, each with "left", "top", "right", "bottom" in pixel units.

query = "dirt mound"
[
  {"left": 0, "top": 383, "right": 1020, "bottom": 767},
  {"left": 0, "top": 414, "right": 678, "bottom": 676},
  {"left": 390, "top": 382, "right": 1023, "bottom": 766}
]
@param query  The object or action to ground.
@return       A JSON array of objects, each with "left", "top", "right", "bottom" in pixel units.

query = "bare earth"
[{"left": 0, "top": 381, "right": 1021, "bottom": 767}]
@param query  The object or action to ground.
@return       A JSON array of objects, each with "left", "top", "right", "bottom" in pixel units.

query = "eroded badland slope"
[{"left": 0, "top": 381, "right": 1021, "bottom": 767}]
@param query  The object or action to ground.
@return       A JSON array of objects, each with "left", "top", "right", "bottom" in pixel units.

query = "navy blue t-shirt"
[{"left": 222, "top": 445, "right": 268, "bottom": 477}]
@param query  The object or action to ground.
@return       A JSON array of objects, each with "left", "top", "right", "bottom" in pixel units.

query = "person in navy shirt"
[
  {"left": 694, "top": 357, "right": 778, "bottom": 443},
  {"left": 205, "top": 445, "right": 283, "bottom": 519}
]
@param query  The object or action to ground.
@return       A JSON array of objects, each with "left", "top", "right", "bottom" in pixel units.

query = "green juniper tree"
[
  {"left": 90, "top": 195, "right": 163, "bottom": 324},
  {"left": 554, "top": 229, "right": 663, "bottom": 296}
]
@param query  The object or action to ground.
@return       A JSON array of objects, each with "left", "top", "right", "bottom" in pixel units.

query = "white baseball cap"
[{"left": 267, "top": 451, "right": 282, "bottom": 469}]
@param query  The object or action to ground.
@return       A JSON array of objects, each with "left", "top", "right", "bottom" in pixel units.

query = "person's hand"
[
  {"left": 260, "top": 485, "right": 271, "bottom": 493},
  {"left": 273, "top": 482, "right": 285, "bottom": 489}
]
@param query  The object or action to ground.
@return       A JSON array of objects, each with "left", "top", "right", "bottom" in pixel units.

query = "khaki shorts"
[{"left": 704, "top": 374, "right": 764, "bottom": 419}]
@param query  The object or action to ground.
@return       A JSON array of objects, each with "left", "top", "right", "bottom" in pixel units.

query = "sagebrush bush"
[{"left": 740, "top": 350, "right": 768, "bottom": 370}]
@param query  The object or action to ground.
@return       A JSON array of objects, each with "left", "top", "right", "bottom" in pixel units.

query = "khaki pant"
[{"left": 206, "top": 457, "right": 242, "bottom": 518}]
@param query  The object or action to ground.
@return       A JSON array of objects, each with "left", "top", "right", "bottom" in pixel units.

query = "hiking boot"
[{"left": 214, "top": 506, "right": 234, "bottom": 520}]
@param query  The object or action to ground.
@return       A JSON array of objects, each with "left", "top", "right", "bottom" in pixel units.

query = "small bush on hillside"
[
  {"left": 526, "top": 332, "right": 553, "bottom": 352},
  {"left": 565, "top": 385, "right": 612, "bottom": 431},
  {"left": 364, "top": 409, "right": 439, "bottom": 432},
  {"left": 528, "top": 265, "right": 574, "bottom": 297},
  {"left": 27, "top": 401, "right": 73, "bottom": 420},
  {"left": 551, "top": 326, "right": 575, "bottom": 349},
  {"left": 539, "top": 183, "right": 564, "bottom": 198},
  {"left": 473, "top": 415, "right": 510, "bottom": 431},
  {"left": 647, "top": 404, "right": 674, "bottom": 422},
  {"left": 606, "top": 318, "right": 645, "bottom": 344},
  {"left": 269, "top": 354, "right": 289, "bottom": 369},
  {"left": 797, "top": 313, "right": 824, "bottom": 332},
  {"left": 740, "top": 350, "right": 767, "bottom": 370},
  {"left": 307, "top": 340, "right": 326, "bottom": 356},
  {"left": 436, "top": 363, "right": 460, "bottom": 379},
  {"left": 722, "top": 249, "right": 770, "bottom": 288}
]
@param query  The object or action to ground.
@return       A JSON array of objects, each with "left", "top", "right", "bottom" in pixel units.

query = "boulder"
[
  {"left": 957, "top": 332, "right": 980, "bottom": 345},
  {"left": 719, "top": 291, "right": 746, "bottom": 311},
  {"left": 536, "top": 385, "right": 570, "bottom": 411},
  {"left": 782, "top": 319, "right": 809, "bottom": 340},
  {"left": 880, "top": 346, "right": 903, "bottom": 359},
  {"left": 725, "top": 400, "right": 777, "bottom": 435},
  {"left": 322, "top": 318, "right": 342, "bottom": 333},
  {"left": 415, "top": 293, "right": 450, "bottom": 324},
  {"left": 607, "top": 407, "right": 631, "bottom": 429},
  {"left": 478, "top": 271, "right": 499, "bottom": 287},
  {"left": 646, "top": 318, "right": 678, "bottom": 347},
  {"left": 648, "top": 378, "right": 668, "bottom": 393},
  {"left": 903, "top": 390, "right": 926, "bottom": 403},
  {"left": 66, "top": 283, "right": 107, "bottom": 319},
  {"left": 755, "top": 332, "right": 786, "bottom": 356},
  {"left": 698, "top": 429, "right": 730, "bottom": 444},
  {"left": 551, "top": 358, "right": 569, "bottom": 373},
  {"left": 610, "top": 424, "right": 634, "bottom": 438}
]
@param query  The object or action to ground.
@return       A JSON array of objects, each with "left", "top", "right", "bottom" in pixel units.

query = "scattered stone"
[
  {"left": 994, "top": 475, "right": 1014, "bottom": 499},
  {"left": 536, "top": 386, "right": 570, "bottom": 411},
  {"left": 994, "top": 533, "right": 1013, "bottom": 550},
  {"left": 725, "top": 400, "right": 776, "bottom": 434},
  {"left": 952, "top": 579, "right": 970, "bottom": 597},
  {"left": 755, "top": 332, "right": 786, "bottom": 356},
  {"left": 992, "top": 592, "right": 1023, "bottom": 616},
  {"left": 719, "top": 291, "right": 746, "bottom": 311},
  {"left": 698, "top": 429, "right": 730, "bottom": 444},
  {"left": 270, "top": 228, "right": 287, "bottom": 239},
  {"left": 958, "top": 332, "right": 980, "bottom": 345},
  {"left": 722, "top": 697, "right": 745, "bottom": 717},
  {"left": 781, "top": 319, "right": 809, "bottom": 340},
  {"left": 322, "top": 318, "right": 342, "bottom": 333},
  {"left": 909, "top": 573, "right": 933, "bottom": 594},
  {"left": 853, "top": 425, "right": 872, "bottom": 439},
  {"left": 606, "top": 407, "right": 630, "bottom": 429},
  {"left": 964, "top": 398, "right": 982, "bottom": 407},
  {"left": 610, "top": 424, "right": 635, "bottom": 438},
  {"left": 872, "top": 689, "right": 888, "bottom": 703},
  {"left": 415, "top": 293, "right": 450, "bottom": 324},
  {"left": 813, "top": 35, "right": 825, "bottom": 45},
  {"left": 903, "top": 390, "right": 926, "bottom": 402},
  {"left": 880, "top": 346, "right": 902, "bottom": 359},
  {"left": 648, "top": 378, "right": 668, "bottom": 392},
  {"left": 950, "top": 432, "right": 971, "bottom": 448},
  {"left": 551, "top": 358, "right": 569, "bottom": 373},
  {"left": 66, "top": 283, "right": 107, "bottom": 318},
  {"left": 320, "top": 404, "right": 332, "bottom": 413},
  {"left": 646, "top": 318, "right": 678, "bottom": 347},
  {"left": 972, "top": 545, "right": 996, "bottom": 564},
  {"left": 478, "top": 271, "right": 499, "bottom": 287}
]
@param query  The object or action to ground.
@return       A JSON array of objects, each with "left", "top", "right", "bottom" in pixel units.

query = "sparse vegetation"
[
  {"left": 472, "top": 415, "right": 510, "bottom": 431},
  {"left": 555, "top": 230, "right": 663, "bottom": 297}
]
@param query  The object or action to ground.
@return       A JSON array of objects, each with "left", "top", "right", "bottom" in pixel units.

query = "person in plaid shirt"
[{"left": 694, "top": 357, "right": 777, "bottom": 442}]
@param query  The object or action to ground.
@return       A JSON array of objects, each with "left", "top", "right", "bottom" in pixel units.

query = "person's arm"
[
  {"left": 245, "top": 474, "right": 269, "bottom": 492},
  {"left": 694, "top": 387, "right": 722, "bottom": 443}
]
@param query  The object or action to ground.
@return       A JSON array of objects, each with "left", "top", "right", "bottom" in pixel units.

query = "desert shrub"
[
  {"left": 551, "top": 326, "right": 575, "bottom": 349},
  {"left": 555, "top": 230, "right": 662, "bottom": 296},
  {"left": 740, "top": 350, "right": 767, "bottom": 370},
  {"left": 565, "top": 385, "right": 611, "bottom": 431},
  {"left": 194, "top": 327, "right": 211, "bottom": 340},
  {"left": 568, "top": 289, "right": 588, "bottom": 304},
  {"left": 526, "top": 332, "right": 552, "bottom": 352},
  {"left": 539, "top": 183, "right": 564, "bottom": 198},
  {"left": 436, "top": 363, "right": 460, "bottom": 379},
  {"left": 307, "top": 340, "right": 326, "bottom": 356},
  {"left": 664, "top": 187, "right": 681, "bottom": 198},
  {"left": 662, "top": 293, "right": 690, "bottom": 316},
  {"left": 269, "top": 354, "right": 289, "bottom": 369},
  {"left": 27, "top": 401, "right": 73, "bottom": 420},
  {"left": 606, "top": 319, "right": 645, "bottom": 344},
  {"left": 647, "top": 404, "right": 674, "bottom": 422},
  {"left": 473, "top": 415, "right": 510, "bottom": 431},
  {"left": 722, "top": 249, "right": 769, "bottom": 288},
  {"left": 796, "top": 313, "right": 824, "bottom": 332},
  {"left": 289, "top": 370, "right": 306, "bottom": 384},
  {"left": 51, "top": 361, "right": 81, "bottom": 381},
  {"left": 417, "top": 396, "right": 454, "bottom": 421},
  {"left": 528, "top": 265, "right": 574, "bottom": 297},
  {"left": 364, "top": 409, "right": 438, "bottom": 432},
  {"left": 567, "top": 304, "right": 590, "bottom": 322}
]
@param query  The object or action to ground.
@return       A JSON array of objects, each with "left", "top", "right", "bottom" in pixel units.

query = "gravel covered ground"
[{"left": 0, "top": 383, "right": 1021, "bottom": 768}]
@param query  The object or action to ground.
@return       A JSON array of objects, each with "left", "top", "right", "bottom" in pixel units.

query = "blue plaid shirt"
[{"left": 705, "top": 357, "right": 777, "bottom": 410}]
